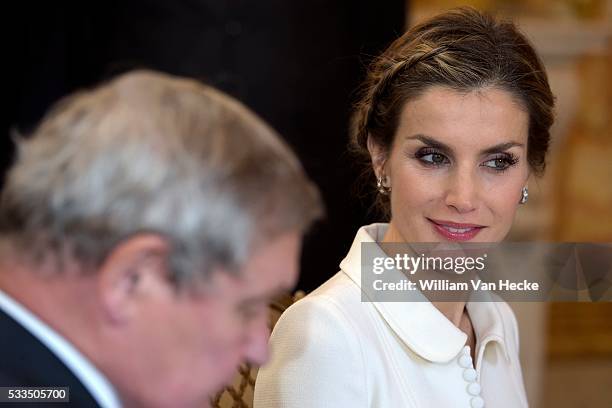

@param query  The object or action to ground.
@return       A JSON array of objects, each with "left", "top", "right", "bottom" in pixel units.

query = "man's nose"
[
  {"left": 444, "top": 165, "right": 479, "bottom": 214},
  {"left": 243, "top": 319, "right": 271, "bottom": 366}
]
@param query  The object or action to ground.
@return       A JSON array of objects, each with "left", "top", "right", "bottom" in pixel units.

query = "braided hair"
[{"left": 350, "top": 7, "right": 554, "bottom": 217}]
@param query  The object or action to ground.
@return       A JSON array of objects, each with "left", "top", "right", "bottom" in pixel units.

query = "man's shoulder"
[
  {"left": 0, "top": 309, "right": 100, "bottom": 406},
  {"left": 0, "top": 308, "right": 61, "bottom": 384}
]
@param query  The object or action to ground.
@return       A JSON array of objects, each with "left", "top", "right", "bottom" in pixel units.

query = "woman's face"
[{"left": 372, "top": 86, "right": 530, "bottom": 243}]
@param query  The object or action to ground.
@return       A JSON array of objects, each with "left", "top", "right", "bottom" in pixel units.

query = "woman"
[{"left": 254, "top": 7, "right": 553, "bottom": 408}]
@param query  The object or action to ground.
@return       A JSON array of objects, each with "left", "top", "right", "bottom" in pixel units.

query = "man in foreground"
[{"left": 0, "top": 70, "right": 321, "bottom": 407}]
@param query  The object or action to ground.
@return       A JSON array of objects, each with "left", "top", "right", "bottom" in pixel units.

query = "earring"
[
  {"left": 377, "top": 175, "right": 390, "bottom": 195},
  {"left": 519, "top": 187, "right": 528, "bottom": 204}
]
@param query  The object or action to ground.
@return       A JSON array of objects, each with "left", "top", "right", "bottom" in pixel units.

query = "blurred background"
[
  {"left": 409, "top": 1, "right": 611, "bottom": 407},
  {"left": 4, "top": 1, "right": 611, "bottom": 407},
  {"left": 3, "top": 0, "right": 405, "bottom": 295}
]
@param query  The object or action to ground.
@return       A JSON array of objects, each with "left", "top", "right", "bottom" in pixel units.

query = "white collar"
[
  {"left": 339, "top": 223, "right": 510, "bottom": 363},
  {"left": 0, "top": 289, "right": 122, "bottom": 408}
]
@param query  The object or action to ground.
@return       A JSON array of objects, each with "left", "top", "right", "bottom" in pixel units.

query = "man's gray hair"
[{"left": 0, "top": 70, "right": 322, "bottom": 285}]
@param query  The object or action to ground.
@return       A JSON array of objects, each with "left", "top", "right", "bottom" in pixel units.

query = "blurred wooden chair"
[{"left": 210, "top": 291, "right": 305, "bottom": 408}]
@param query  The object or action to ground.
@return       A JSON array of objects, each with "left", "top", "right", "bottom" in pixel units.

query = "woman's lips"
[{"left": 427, "top": 218, "right": 485, "bottom": 241}]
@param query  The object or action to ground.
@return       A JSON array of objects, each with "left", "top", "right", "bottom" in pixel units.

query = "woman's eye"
[
  {"left": 482, "top": 155, "right": 518, "bottom": 171},
  {"left": 416, "top": 150, "right": 450, "bottom": 166}
]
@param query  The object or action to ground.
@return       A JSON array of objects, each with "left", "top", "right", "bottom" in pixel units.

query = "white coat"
[{"left": 254, "top": 224, "right": 529, "bottom": 408}]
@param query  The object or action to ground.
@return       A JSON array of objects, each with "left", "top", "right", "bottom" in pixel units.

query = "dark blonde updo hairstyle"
[{"left": 350, "top": 7, "right": 554, "bottom": 217}]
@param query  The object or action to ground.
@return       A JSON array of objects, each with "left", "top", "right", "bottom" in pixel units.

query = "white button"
[
  {"left": 470, "top": 396, "right": 485, "bottom": 408},
  {"left": 458, "top": 354, "right": 472, "bottom": 368},
  {"left": 467, "top": 382, "right": 481, "bottom": 396},
  {"left": 463, "top": 368, "right": 477, "bottom": 382}
]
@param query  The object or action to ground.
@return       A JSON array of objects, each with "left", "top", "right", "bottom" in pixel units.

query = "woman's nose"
[{"left": 444, "top": 166, "right": 479, "bottom": 214}]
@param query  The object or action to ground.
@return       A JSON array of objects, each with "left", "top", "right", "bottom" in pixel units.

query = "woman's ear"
[{"left": 367, "top": 135, "right": 387, "bottom": 178}]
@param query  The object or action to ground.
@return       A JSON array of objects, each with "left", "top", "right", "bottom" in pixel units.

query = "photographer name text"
[{"left": 373, "top": 278, "right": 539, "bottom": 292}]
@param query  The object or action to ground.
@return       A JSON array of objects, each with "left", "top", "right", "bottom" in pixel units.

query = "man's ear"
[
  {"left": 96, "top": 234, "right": 171, "bottom": 325},
  {"left": 367, "top": 135, "right": 387, "bottom": 178}
]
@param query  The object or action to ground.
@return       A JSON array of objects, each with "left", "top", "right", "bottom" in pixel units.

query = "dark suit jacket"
[{"left": 0, "top": 308, "right": 101, "bottom": 407}]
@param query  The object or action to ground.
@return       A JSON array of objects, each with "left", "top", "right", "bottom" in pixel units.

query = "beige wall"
[{"left": 406, "top": 2, "right": 611, "bottom": 407}]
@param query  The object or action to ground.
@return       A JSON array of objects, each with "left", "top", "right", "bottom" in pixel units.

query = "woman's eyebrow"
[
  {"left": 405, "top": 134, "right": 524, "bottom": 155},
  {"left": 480, "top": 142, "right": 524, "bottom": 155},
  {"left": 404, "top": 134, "right": 452, "bottom": 154}
]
